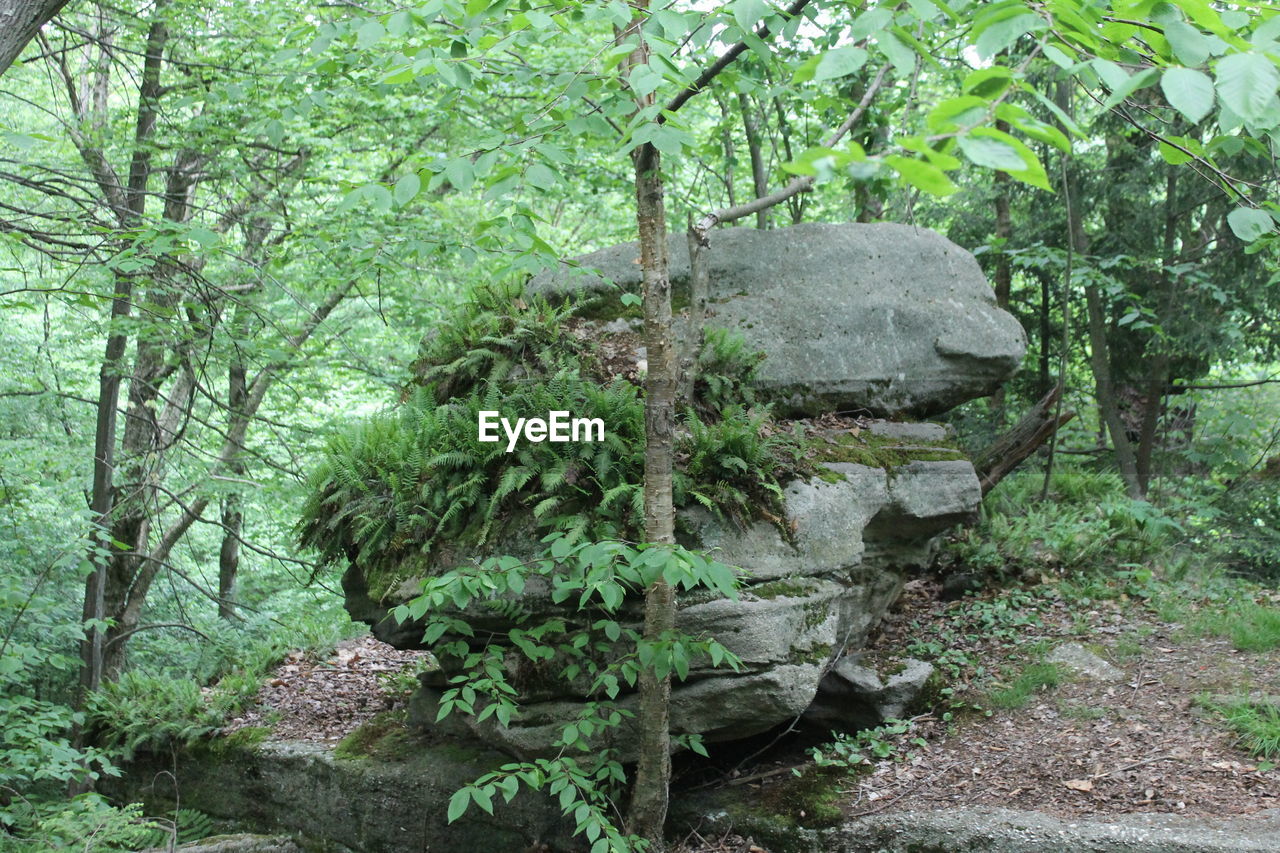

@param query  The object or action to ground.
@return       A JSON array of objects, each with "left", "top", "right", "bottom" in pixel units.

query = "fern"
[{"left": 298, "top": 295, "right": 799, "bottom": 584}]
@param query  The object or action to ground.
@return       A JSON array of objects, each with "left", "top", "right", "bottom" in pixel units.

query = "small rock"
[
  {"left": 1047, "top": 642, "right": 1125, "bottom": 682},
  {"left": 866, "top": 421, "right": 950, "bottom": 442},
  {"left": 803, "top": 656, "right": 935, "bottom": 732}
]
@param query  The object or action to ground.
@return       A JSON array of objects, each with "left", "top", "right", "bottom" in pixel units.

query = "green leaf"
[
  {"left": 526, "top": 163, "right": 557, "bottom": 190},
  {"left": 875, "top": 31, "right": 915, "bottom": 73},
  {"left": 1100, "top": 66, "right": 1160, "bottom": 111},
  {"left": 1215, "top": 53, "right": 1280, "bottom": 125},
  {"left": 1043, "top": 43, "right": 1076, "bottom": 69},
  {"left": 265, "top": 119, "right": 284, "bottom": 147},
  {"left": 619, "top": 292, "right": 642, "bottom": 307},
  {"left": 962, "top": 66, "right": 1013, "bottom": 98},
  {"left": 1158, "top": 140, "right": 1194, "bottom": 164},
  {"left": 961, "top": 128, "right": 1052, "bottom": 190},
  {"left": 814, "top": 46, "right": 868, "bottom": 81},
  {"left": 187, "top": 227, "right": 219, "bottom": 248},
  {"left": 995, "top": 104, "right": 1071, "bottom": 152},
  {"left": 1227, "top": 207, "right": 1274, "bottom": 241},
  {"left": 975, "top": 13, "right": 1043, "bottom": 60},
  {"left": 957, "top": 134, "right": 1024, "bottom": 171},
  {"left": 885, "top": 155, "right": 958, "bottom": 196},
  {"left": 471, "top": 785, "right": 494, "bottom": 815},
  {"left": 446, "top": 788, "right": 471, "bottom": 823},
  {"left": 393, "top": 173, "right": 421, "bottom": 206},
  {"left": 1165, "top": 20, "right": 1211, "bottom": 66},
  {"left": 445, "top": 159, "right": 475, "bottom": 192},
  {"left": 1161, "top": 67, "right": 1215, "bottom": 124},
  {"left": 1091, "top": 58, "right": 1130, "bottom": 91},
  {"left": 927, "top": 96, "right": 987, "bottom": 133},
  {"left": 368, "top": 184, "right": 393, "bottom": 213},
  {"left": 733, "top": 0, "right": 768, "bottom": 33},
  {"left": 850, "top": 7, "right": 893, "bottom": 40},
  {"left": 356, "top": 20, "right": 385, "bottom": 49}
]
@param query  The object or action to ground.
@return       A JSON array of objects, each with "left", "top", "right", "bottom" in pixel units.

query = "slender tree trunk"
[
  {"left": 1084, "top": 284, "right": 1143, "bottom": 498},
  {"left": 714, "top": 94, "right": 736, "bottom": 209},
  {"left": 622, "top": 3, "right": 676, "bottom": 843},
  {"left": 78, "top": 6, "right": 170, "bottom": 697},
  {"left": 1037, "top": 269, "right": 1052, "bottom": 397},
  {"left": 1134, "top": 168, "right": 1179, "bottom": 494},
  {"left": 738, "top": 92, "right": 768, "bottom": 229},
  {"left": 989, "top": 142, "right": 1012, "bottom": 415},
  {"left": 219, "top": 350, "right": 248, "bottom": 619},
  {"left": 81, "top": 272, "right": 132, "bottom": 696}
]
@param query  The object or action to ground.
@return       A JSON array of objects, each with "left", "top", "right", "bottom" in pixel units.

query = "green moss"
[
  {"left": 808, "top": 431, "right": 965, "bottom": 470},
  {"left": 572, "top": 289, "right": 689, "bottom": 323},
  {"left": 814, "top": 466, "right": 846, "bottom": 484},
  {"left": 796, "top": 643, "right": 834, "bottom": 667},
  {"left": 333, "top": 711, "right": 412, "bottom": 762},
  {"left": 197, "top": 725, "right": 272, "bottom": 757},
  {"left": 752, "top": 579, "right": 813, "bottom": 600},
  {"left": 754, "top": 766, "right": 847, "bottom": 829}
]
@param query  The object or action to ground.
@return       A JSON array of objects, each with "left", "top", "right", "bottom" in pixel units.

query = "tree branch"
[
  {"left": 692, "top": 64, "right": 891, "bottom": 238},
  {"left": 661, "top": 0, "right": 814, "bottom": 119}
]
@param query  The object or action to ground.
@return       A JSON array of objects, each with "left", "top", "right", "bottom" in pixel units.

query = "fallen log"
[{"left": 973, "top": 385, "right": 1075, "bottom": 496}]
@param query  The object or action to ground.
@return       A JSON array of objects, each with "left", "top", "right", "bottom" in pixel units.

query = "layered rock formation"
[{"left": 341, "top": 223, "right": 1023, "bottom": 757}]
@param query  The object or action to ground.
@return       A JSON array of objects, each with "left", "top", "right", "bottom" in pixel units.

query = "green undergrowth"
[
  {"left": 1193, "top": 600, "right": 1280, "bottom": 652},
  {"left": 299, "top": 285, "right": 804, "bottom": 597},
  {"left": 985, "top": 662, "right": 1062, "bottom": 709},
  {"left": 1202, "top": 698, "right": 1280, "bottom": 760},
  {"left": 941, "top": 463, "right": 1187, "bottom": 579},
  {"left": 333, "top": 710, "right": 414, "bottom": 762}
]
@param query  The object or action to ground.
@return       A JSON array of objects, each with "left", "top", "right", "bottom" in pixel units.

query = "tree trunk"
[
  {"left": 219, "top": 351, "right": 248, "bottom": 620},
  {"left": 974, "top": 384, "right": 1075, "bottom": 495},
  {"left": 1084, "top": 284, "right": 1144, "bottom": 498},
  {"left": 628, "top": 139, "right": 677, "bottom": 852},
  {"left": 1134, "top": 168, "right": 1179, "bottom": 494},
  {"left": 738, "top": 92, "right": 768, "bottom": 229},
  {"left": 1037, "top": 269, "right": 1052, "bottom": 397},
  {"left": 78, "top": 6, "right": 171, "bottom": 697},
  {"left": 622, "top": 4, "right": 677, "bottom": 843},
  {"left": 989, "top": 144, "right": 1012, "bottom": 415},
  {"left": 0, "top": 0, "right": 71, "bottom": 77}
]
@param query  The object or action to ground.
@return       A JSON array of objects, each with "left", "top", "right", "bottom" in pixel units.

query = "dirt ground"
[{"left": 225, "top": 576, "right": 1279, "bottom": 851}]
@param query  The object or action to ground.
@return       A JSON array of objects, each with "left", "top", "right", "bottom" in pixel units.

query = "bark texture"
[{"left": 0, "top": 0, "right": 71, "bottom": 77}]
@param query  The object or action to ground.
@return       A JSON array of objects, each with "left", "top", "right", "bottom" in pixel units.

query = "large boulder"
[
  {"left": 528, "top": 222, "right": 1026, "bottom": 417},
  {"left": 345, "top": 457, "right": 981, "bottom": 759}
]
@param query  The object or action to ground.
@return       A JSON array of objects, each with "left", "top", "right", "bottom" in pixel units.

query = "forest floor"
[
  {"left": 223, "top": 574, "right": 1279, "bottom": 852},
  {"left": 840, "top": 578, "right": 1279, "bottom": 820}
]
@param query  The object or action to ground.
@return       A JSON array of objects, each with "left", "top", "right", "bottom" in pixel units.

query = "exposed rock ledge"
[
  {"left": 110, "top": 740, "right": 1280, "bottom": 853},
  {"left": 345, "top": 456, "right": 980, "bottom": 759}
]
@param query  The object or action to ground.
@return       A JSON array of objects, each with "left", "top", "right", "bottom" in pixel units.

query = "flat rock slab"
[
  {"left": 832, "top": 806, "right": 1280, "bottom": 852},
  {"left": 528, "top": 222, "right": 1027, "bottom": 417},
  {"left": 1049, "top": 642, "right": 1126, "bottom": 682}
]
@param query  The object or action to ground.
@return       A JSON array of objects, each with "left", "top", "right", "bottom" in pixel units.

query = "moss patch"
[
  {"left": 797, "top": 643, "right": 835, "bottom": 667},
  {"left": 808, "top": 431, "right": 965, "bottom": 470},
  {"left": 196, "top": 725, "right": 272, "bottom": 758},
  {"left": 751, "top": 766, "right": 848, "bottom": 830},
  {"left": 752, "top": 579, "right": 815, "bottom": 600},
  {"left": 334, "top": 711, "right": 413, "bottom": 762},
  {"left": 572, "top": 289, "right": 690, "bottom": 323}
]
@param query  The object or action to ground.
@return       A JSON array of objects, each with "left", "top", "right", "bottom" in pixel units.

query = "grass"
[
  {"left": 986, "top": 662, "right": 1062, "bottom": 710},
  {"left": 1206, "top": 699, "right": 1280, "bottom": 759},
  {"left": 1195, "top": 601, "right": 1280, "bottom": 652}
]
